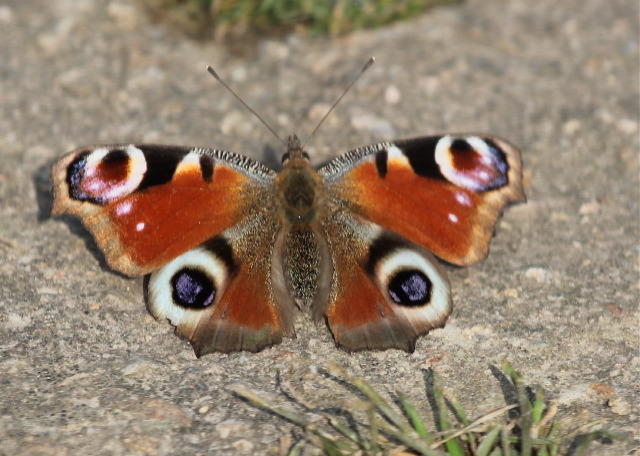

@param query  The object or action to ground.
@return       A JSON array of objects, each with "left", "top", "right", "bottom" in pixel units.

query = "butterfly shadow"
[{"left": 260, "top": 141, "right": 284, "bottom": 169}]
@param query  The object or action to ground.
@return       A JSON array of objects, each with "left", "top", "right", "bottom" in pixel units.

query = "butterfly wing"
[
  {"left": 315, "top": 135, "right": 525, "bottom": 351},
  {"left": 147, "top": 218, "right": 295, "bottom": 355},
  {"left": 51, "top": 144, "right": 275, "bottom": 275},
  {"left": 320, "top": 135, "right": 525, "bottom": 266},
  {"left": 52, "top": 144, "right": 294, "bottom": 353},
  {"left": 314, "top": 211, "right": 451, "bottom": 352}
]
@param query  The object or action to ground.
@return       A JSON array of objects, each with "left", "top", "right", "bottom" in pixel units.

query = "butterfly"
[
  {"left": 51, "top": 57, "right": 525, "bottom": 356},
  {"left": 51, "top": 129, "right": 525, "bottom": 356}
]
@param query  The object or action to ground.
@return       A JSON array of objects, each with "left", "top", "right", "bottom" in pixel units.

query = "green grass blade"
[
  {"left": 374, "top": 419, "right": 448, "bottom": 456},
  {"left": 475, "top": 425, "right": 501, "bottom": 456},
  {"left": 502, "top": 362, "right": 533, "bottom": 456},
  {"left": 367, "top": 406, "right": 381, "bottom": 454},
  {"left": 398, "top": 392, "right": 431, "bottom": 440},
  {"left": 229, "top": 385, "right": 309, "bottom": 427},
  {"left": 348, "top": 376, "right": 414, "bottom": 434},
  {"left": 430, "top": 370, "right": 465, "bottom": 456},
  {"left": 318, "top": 435, "right": 345, "bottom": 456},
  {"left": 324, "top": 414, "right": 366, "bottom": 449},
  {"left": 532, "top": 387, "right": 545, "bottom": 424},
  {"left": 286, "top": 439, "right": 305, "bottom": 456},
  {"left": 500, "top": 423, "right": 512, "bottom": 456},
  {"left": 445, "top": 390, "right": 470, "bottom": 426}
]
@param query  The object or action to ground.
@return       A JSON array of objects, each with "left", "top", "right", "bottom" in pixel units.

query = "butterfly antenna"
[
  {"left": 301, "top": 56, "right": 375, "bottom": 149},
  {"left": 206, "top": 65, "right": 286, "bottom": 147}
]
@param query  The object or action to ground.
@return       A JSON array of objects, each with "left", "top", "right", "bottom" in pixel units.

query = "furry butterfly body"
[{"left": 52, "top": 133, "right": 524, "bottom": 356}]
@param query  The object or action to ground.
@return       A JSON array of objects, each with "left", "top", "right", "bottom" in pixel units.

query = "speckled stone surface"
[{"left": 0, "top": 0, "right": 637, "bottom": 454}]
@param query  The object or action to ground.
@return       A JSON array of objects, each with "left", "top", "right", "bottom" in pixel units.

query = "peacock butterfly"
[{"left": 51, "top": 63, "right": 525, "bottom": 356}]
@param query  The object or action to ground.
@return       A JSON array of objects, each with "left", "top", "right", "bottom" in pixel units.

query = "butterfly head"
[{"left": 281, "top": 135, "right": 310, "bottom": 164}]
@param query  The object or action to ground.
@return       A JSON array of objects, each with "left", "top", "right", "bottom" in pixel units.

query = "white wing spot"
[
  {"left": 386, "top": 145, "right": 404, "bottom": 158},
  {"left": 136, "top": 222, "right": 145, "bottom": 232},
  {"left": 116, "top": 201, "right": 132, "bottom": 216},
  {"left": 175, "top": 152, "right": 202, "bottom": 177},
  {"left": 448, "top": 213, "right": 459, "bottom": 223},
  {"left": 455, "top": 191, "right": 472, "bottom": 206}
]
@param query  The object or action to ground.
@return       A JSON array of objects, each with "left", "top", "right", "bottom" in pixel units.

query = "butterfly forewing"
[
  {"left": 320, "top": 135, "right": 525, "bottom": 266},
  {"left": 51, "top": 144, "right": 275, "bottom": 275}
]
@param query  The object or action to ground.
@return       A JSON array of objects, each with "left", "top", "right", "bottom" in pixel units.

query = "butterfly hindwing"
[
  {"left": 315, "top": 211, "right": 451, "bottom": 352},
  {"left": 51, "top": 144, "right": 275, "bottom": 275},
  {"left": 147, "top": 217, "right": 296, "bottom": 355},
  {"left": 320, "top": 135, "right": 526, "bottom": 266}
]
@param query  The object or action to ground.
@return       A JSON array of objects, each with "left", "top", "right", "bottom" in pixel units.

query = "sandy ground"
[{"left": 0, "top": 0, "right": 638, "bottom": 454}]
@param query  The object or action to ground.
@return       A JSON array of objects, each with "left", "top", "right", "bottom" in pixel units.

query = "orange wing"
[
  {"left": 320, "top": 135, "right": 525, "bottom": 266},
  {"left": 51, "top": 144, "right": 275, "bottom": 275}
]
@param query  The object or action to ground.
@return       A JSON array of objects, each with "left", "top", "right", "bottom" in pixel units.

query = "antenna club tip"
[
  {"left": 362, "top": 57, "right": 375, "bottom": 72},
  {"left": 206, "top": 65, "right": 219, "bottom": 78}
]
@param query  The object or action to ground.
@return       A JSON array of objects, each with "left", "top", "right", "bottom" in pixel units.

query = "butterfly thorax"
[{"left": 275, "top": 139, "right": 325, "bottom": 224}]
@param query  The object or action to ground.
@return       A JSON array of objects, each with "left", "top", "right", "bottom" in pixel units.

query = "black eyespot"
[
  {"left": 388, "top": 269, "right": 432, "bottom": 306},
  {"left": 484, "top": 139, "right": 509, "bottom": 175},
  {"left": 171, "top": 268, "right": 216, "bottom": 309},
  {"left": 102, "top": 148, "right": 129, "bottom": 164},
  {"left": 67, "top": 153, "right": 90, "bottom": 201}
]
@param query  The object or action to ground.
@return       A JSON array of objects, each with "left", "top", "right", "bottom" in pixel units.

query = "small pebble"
[
  {"left": 562, "top": 119, "right": 582, "bottom": 135},
  {"left": 503, "top": 288, "right": 519, "bottom": 298},
  {"left": 0, "top": 5, "right": 13, "bottom": 23},
  {"left": 525, "top": 267, "right": 549, "bottom": 283},
  {"left": 215, "top": 420, "right": 246, "bottom": 439},
  {"left": 108, "top": 2, "right": 144, "bottom": 30},
  {"left": 384, "top": 85, "right": 401, "bottom": 104},
  {"left": 607, "top": 396, "right": 631, "bottom": 415},
  {"left": 232, "top": 439, "right": 254, "bottom": 453},
  {"left": 579, "top": 200, "right": 600, "bottom": 215}
]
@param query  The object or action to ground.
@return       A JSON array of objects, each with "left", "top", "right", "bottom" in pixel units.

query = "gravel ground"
[{"left": 0, "top": 0, "right": 638, "bottom": 454}]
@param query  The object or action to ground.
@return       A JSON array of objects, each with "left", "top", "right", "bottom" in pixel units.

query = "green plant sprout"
[
  {"left": 142, "top": 0, "right": 463, "bottom": 39},
  {"left": 230, "top": 361, "right": 625, "bottom": 455}
]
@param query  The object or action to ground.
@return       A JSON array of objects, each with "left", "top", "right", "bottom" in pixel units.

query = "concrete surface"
[{"left": 0, "top": 0, "right": 637, "bottom": 454}]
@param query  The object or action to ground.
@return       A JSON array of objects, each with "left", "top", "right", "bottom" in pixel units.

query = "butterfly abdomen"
[{"left": 282, "top": 228, "right": 320, "bottom": 306}]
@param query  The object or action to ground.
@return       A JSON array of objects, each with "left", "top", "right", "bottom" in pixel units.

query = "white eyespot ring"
[
  {"left": 434, "top": 136, "right": 499, "bottom": 191},
  {"left": 375, "top": 248, "right": 449, "bottom": 316},
  {"left": 148, "top": 248, "right": 229, "bottom": 326},
  {"left": 83, "top": 145, "right": 147, "bottom": 202}
]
